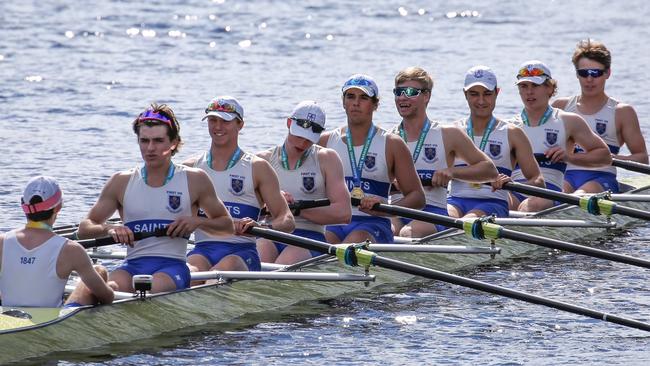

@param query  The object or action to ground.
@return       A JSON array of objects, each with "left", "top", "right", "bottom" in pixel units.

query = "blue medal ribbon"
[
  {"left": 141, "top": 162, "right": 175, "bottom": 186},
  {"left": 398, "top": 118, "right": 432, "bottom": 163},
  {"left": 281, "top": 144, "right": 312, "bottom": 170},
  {"left": 521, "top": 106, "right": 553, "bottom": 127},
  {"left": 345, "top": 125, "right": 377, "bottom": 190},
  {"left": 466, "top": 116, "right": 497, "bottom": 152},
  {"left": 207, "top": 146, "right": 242, "bottom": 171}
]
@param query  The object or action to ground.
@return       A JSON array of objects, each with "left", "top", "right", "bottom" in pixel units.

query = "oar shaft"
[
  {"left": 373, "top": 255, "right": 650, "bottom": 332},
  {"left": 363, "top": 201, "right": 650, "bottom": 270},
  {"left": 249, "top": 226, "right": 650, "bottom": 332},
  {"left": 612, "top": 158, "right": 650, "bottom": 175},
  {"left": 77, "top": 228, "right": 168, "bottom": 249}
]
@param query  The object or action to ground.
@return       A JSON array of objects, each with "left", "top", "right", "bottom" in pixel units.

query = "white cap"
[
  {"left": 202, "top": 96, "right": 244, "bottom": 121},
  {"left": 21, "top": 176, "right": 63, "bottom": 214},
  {"left": 342, "top": 74, "right": 379, "bottom": 97},
  {"left": 463, "top": 65, "right": 498, "bottom": 91},
  {"left": 289, "top": 101, "right": 326, "bottom": 143},
  {"left": 515, "top": 60, "right": 552, "bottom": 85}
]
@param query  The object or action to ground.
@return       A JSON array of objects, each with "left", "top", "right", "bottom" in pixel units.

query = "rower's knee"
[{"left": 213, "top": 255, "right": 248, "bottom": 271}]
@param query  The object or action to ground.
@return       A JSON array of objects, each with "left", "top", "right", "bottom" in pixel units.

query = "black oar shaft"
[
  {"left": 78, "top": 228, "right": 169, "bottom": 249},
  {"left": 373, "top": 255, "right": 650, "bottom": 332},
  {"left": 363, "top": 201, "right": 650, "bottom": 270},
  {"left": 502, "top": 182, "right": 650, "bottom": 221},
  {"left": 612, "top": 158, "right": 650, "bottom": 175},
  {"left": 248, "top": 227, "right": 650, "bottom": 332}
]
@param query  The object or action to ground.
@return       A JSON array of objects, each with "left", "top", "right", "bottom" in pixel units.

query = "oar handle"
[
  {"left": 78, "top": 228, "right": 169, "bottom": 249},
  {"left": 260, "top": 198, "right": 331, "bottom": 217},
  {"left": 612, "top": 158, "right": 650, "bottom": 175}
]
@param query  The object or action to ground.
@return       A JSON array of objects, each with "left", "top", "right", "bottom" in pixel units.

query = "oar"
[
  {"left": 351, "top": 199, "right": 650, "bottom": 270},
  {"left": 497, "top": 181, "right": 650, "bottom": 221},
  {"left": 77, "top": 228, "right": 169, "bottom": 249},
  {"left": 248, "top": 226, "right": 650, "bottom": 332},
  {"left": 260, "top": 198, "right": 331, "bottom": 217},
  {"left": 612, "top": 158, "right": 650, "bottom": 175}
]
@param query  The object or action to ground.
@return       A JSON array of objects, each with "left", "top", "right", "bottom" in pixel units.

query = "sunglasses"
[
  {"left": 205, "top": 101, "right": 242, "bottom": 120},
  {"left": 393, "top": 86, "right": 426, "bottom": 98},
  {"left": 576, "top": 68, "right": 606, "bottom": 78},
  {"left": 292, "top": 118, "right": 324, "bottom": 133},
  {"left": 137, "top": 109, "right": 173, "bottom": 127},
  {"left": 517, "top": 67, "right": 550, "bottom": 79}
]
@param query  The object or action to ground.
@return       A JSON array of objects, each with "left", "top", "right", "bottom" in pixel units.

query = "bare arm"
[
  {"left": 181, "top": 155, "right": 200, "bottom": 168},
  {"left": 65, "top": 241, "right": 114, "bottom": 304},
  {"left": 77, "top": 172, "right": 130, "bottom": 240},
  {"left": 509, "top": 126, "right": 545, "bottom": 188},
  {"left": 615, "top": 104, "right": 648, "bottom": 164},
  {"left": 387, "top": 134, "right": 425, "bottom": 209},
  {"left": 563, "top": 112, "right": 612, "bottom": 167},
  {"left": 443, "top": 126, "right": 498, "bottom": 183},
  {"left": 298, "top": 148, "right": 352, "bottom": 225},
  {"left": 253, "top": 158, "right": 295, "bottom": 232}
]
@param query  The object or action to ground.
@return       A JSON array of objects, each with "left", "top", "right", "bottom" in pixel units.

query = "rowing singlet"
[
  {"left": 326, "top": 126, "right": 392, "bottom": 217},
  {"left": 194, "top": 151, "right": 261, "bottom": 245},
  {"left": 390, "top": 121, "right": 447, "bottom": 209},
  {"left": 123, "top": 163, "right": 192, "bottom": 260},
  {"left": 511, "top": 108, "right": 567, "bottom": 189},
  {"left": 0, "top": 230, "right": 67, "bottom": 307},
  {"left": 449, "top": 118, "right": 512, "bottom": 202},
  {"left": 264, "top": 145, "right": 327, "bottom": 234},
  {"left": 565, "top": 96, "right": 619, "bottom": 174}
]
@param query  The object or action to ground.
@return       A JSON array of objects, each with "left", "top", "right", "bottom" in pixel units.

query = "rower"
[
  {"left": 553, "top": 39, "right": 648, "bottom": 193},
  {"left": 390, "top": 66, "right": 497, "bottom": 237},
  {"left": 448, "top": 65, "right": 544, "bottom": 218},
  {"left": 256, "top": 101, "right": 351, "bottom": 264},
  {"left": 0, "top": 176, "right": 115, "bottom": 307},
  {"left": 510, "top": 60, "right": 611, "bottom": 211},
  {"left": 78, "top": 104, "right": 234, "bottom": 293},
  {"left": 184, "top": 96, "right": 294, "bottom": 274},
  {"left": 319, "top": 74, "right": 425, "bottom": 244}
]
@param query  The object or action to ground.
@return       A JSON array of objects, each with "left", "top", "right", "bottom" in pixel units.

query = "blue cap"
[{"left": 342, "top": 74, "right": 379, "bottom": 97}]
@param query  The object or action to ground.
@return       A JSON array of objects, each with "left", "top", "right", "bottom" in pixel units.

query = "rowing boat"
[{"left": 2, "top": 179, "right": 650, "bottom": 363}]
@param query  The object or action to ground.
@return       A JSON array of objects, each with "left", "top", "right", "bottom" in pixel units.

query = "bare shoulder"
[
  {"left": 181, "top": 154, "right": 202, "bottom": 167},
  {"left": 256, "top": 147, "right": 273, "bottom": 161},
  {"left": 318, "top": 128, "right": 338, "bottom": 147},
  {"left": 558, "top": 109, "right": 584, "bottom": 124},
  {"left": 551, "top": 97, "right": 570, "bottom": 109},
  {"left": 616, "top": 102, "right": 638, "bottom": 118},
  {"left": 316, "top": 146, "right": 342, "bottom": 164},
  {"left": 103, "top": 169, "right": 134, "bottom": 192},
  {"left": 251, "top": 154, "right": 275, "bottom": 174},
  {"left": 60, "top": 239, "right": 87, "bottom": 259},
  {"left": 440, "top": 125, "right": 464, "bottom": 139}
]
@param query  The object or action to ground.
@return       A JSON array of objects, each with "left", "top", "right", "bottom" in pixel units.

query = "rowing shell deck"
[{"left": 2, "top": 183, "right": 649, "bottom": 363}]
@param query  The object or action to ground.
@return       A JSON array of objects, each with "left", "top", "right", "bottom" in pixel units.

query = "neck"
[
  {"left": 144, "top": 159, "right": 172, "bottom": 186},
  {"left": 346, "top": 122, "right": 373, "bottom": 146},
  {"left": 524, "top": 105, "right": 549, "bottom": 126},
  {"left": 579, "top": 92, "right": 609, "bottom": 107},
  {"left": 210, "top": 142, "right": 239, "bottom": 170},
  {"left": 25, "top": 219, "right": 54, "bottom": 231},
  {"left": 402, "top": 114, "right": 428, "bottom": 141},
  {"left": 469, "top": 114, "right": 494, "bottom": 135}
]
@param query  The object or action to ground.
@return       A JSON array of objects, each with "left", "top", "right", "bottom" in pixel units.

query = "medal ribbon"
[
  {"left": 466, "top": 116, "right": 497, "bottom": 152},
  {"left": 521, "top": 106, "right": 553, "bottom": 127},
  {"left": 399, "top": 118, "right": 432, "bottom": 163},
  {"left": 281, "top": 144, "right": 312, "bottom": 170},
  {"left": 345, "top": 125, "right": 377, "bottom": 189},
  {"left": 207, "top": 146, "right": 242, "bottom": 171},
  {"left": 141, "top": 162, "right": 175, "bottom": 186}
]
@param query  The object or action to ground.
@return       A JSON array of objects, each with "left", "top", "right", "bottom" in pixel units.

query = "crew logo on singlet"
[
  {"left": 423, "top": 145, "right": 437, "bottom": 163},
  {"left": 364, "top": 154, "right": 377, "bottom": 171},
  {"left": 229, "top": 174, "right": 245, "bottom": 196},
  {"left": 166, "top": 191, "right": 183, "bottom": 213},
  {"left": 301, "top": 172, "right": 316, "bottom": 194},
  {"left": 489, "top": 143, "right": 502, "bottom": 159},
  {"left": 545, "top": 131, "right": 558, "bottom": 146},
  {"left": 596, "top": 119, "right": 607, "bottom": 135}
]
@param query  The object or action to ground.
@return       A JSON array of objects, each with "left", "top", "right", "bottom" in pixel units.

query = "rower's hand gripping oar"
[
  {"left": 77, "top": 228, "right": 170, "bottom": 249},
  {"left": 259, "top": 198, "right": 331, "bottom": 217},
  {"left": 247, "top": 226, "right": 650, "bottom": 333},
  {"left": 350, "top": 198, "right": 650, "bottom": 270},
  {"left": 497, "top": 181, "right": 650, "bottom": 221}
]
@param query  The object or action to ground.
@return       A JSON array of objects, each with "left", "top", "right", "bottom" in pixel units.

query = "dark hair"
[
  {"left": 572, "top": 39, "right": 611, "bottom": 70},
  {"left": 132, "top": 103, "right": 183, "bottom": 155},
  {"left": 24, "top": 196, "right": 55, "bottom": 222}
]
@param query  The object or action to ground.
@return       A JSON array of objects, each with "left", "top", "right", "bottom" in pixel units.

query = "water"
[{"left": 1, "top": 0, "right": 650, "bottom": 364}]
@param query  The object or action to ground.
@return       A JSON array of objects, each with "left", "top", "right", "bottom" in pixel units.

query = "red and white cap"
[{"left": 21, "top": 176, "right": 63, "bottom": 214}]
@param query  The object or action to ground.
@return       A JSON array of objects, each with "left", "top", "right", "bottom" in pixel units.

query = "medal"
[
  {"left": 351, "top": 186, "right": 365, "bottom": 199},
  {"left": 470, "top": 183, "right": 482, "bottom": 189}
]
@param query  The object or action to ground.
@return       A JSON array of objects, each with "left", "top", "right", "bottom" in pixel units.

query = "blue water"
[{"left": 2, "top": 0, "right": 650, "bottom": 364}]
